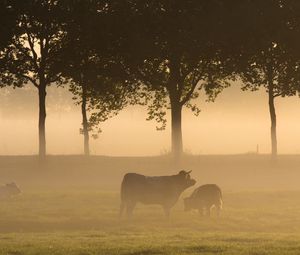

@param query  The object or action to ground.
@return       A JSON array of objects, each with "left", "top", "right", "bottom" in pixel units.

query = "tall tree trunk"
[
  {"left": 170, "top": 101, "right": 183, "bottom": 159},
  {"left": 168, "top": 59, "right": 184, "bottom": 160},
  {"left": 81, "top": 82, "right": 90, "bottom": 156},
  {"left": 38, "top": 83, "right": 46, "bottom": 158},
  {"left": 268, "top": 83, "right": 277, "bottom": 158}
]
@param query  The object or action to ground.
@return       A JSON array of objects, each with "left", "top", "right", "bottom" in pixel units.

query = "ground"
[{"left": 0, "top": 155, "right": 300, "bottom": 254}]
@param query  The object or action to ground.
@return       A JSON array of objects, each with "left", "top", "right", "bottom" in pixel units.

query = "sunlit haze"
[{"left": 0, "top": 83, "right": 300, "bottom": 156}]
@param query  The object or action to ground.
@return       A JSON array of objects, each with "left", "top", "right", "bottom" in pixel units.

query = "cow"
[
  {"left": 183, "top": 184, "right": 222, "bottom": 217},
  {"left": 0, "top": 182, "right": 21, "bottom": 199},
  {"left": 120, "top": 170, "right": 196, "bottom": 218}
]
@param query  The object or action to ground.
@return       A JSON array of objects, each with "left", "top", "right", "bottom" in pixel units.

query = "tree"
[
  {"left": 235, "top": 0, "right": 300, "bottom": 158},
  {"left": 1, "top": 0, "right": 67, "bottom": 158},
  {"left": 57, "top": 0, "right": 138, "bottom": 155},
  {"left": 55, "top": 0, "right": 99, "bottom": 156},
  {"left": 0, "top": 0, "right": 18, "bottom": 85},
  {"left": 118, "top": 1, "right": 232, "bottom": 158},
  {"left": 240, "top": 46, "right": 299, "bottom": 158},
  {"left": 0, "top": 1, "right": 17, "bottom": 51}
]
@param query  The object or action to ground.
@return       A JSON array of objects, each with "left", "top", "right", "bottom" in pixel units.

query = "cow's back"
[
  {"left": 121, "top": 173, "right": 147, "bottom": 201},
  {"left": 192, "top": 184, "right": 222, "bottom": 203},
  {"left": 120, "top": 173, "right": 183, "bottom": 205}
]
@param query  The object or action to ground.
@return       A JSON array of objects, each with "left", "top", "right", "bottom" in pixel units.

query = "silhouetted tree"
[
  {"left": 0, "top": 1, "right": 16, "bottom": 50},
  {"left": 1, "top": 0, "right": 67, "bottom": 158},
  {"left": 0, "top": 0, "right": 18, "bottom": 84},
  {"left": 57, "top": 0, "right": 139, "bottom": 155},
  {"left": 118, "top": 1, "right": 233, "bottom": 158},
  {"left": 55, "top": 0, "right": 99, "bottom": 155},
  {"left": 235, "top": 0, "right": 300, "bottom": 158}
]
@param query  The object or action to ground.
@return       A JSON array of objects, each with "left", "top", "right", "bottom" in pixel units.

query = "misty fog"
[
  {"left": 3, "top": 1, "right": 300, "bottom": 254},
  {"left": 0, "top": 82, "right": 300, "bottom": 156}
]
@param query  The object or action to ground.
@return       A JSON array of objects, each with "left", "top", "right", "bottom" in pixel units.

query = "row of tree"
[{"left": 1, "top": 0, "right": 300, "bottom": 159}]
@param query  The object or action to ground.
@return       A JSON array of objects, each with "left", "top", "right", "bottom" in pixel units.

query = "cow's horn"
[{"left": 186, "top": 170, "right": 192, "bottom": 174}]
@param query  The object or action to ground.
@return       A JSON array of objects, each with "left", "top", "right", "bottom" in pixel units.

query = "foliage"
[
  {"left": 116, "top": 1, "right": 235, "bottom": 130},
  {"left": 239, "top": 43, "right": 300, "bottom": 97},
  {"left": 0, "top": 0, "right": 17, "bottom": 50},
  {"left": 234, "top": 0, "right": 300, "bottom": 97},
  {"left": 0, "top": 0, "right": 67, "bottom": 89},
  {"left": 56, "top": 0, "right": 144, "bottom": 138},
  {"left": 0, "top": 0, "right": 18, "bottom": 87}
]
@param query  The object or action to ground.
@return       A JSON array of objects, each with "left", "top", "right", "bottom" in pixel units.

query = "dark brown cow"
[
  {"left": 184, "top": 184, "right": 222, "bottom": 217},
  {"left": 120, "top": 170, "right": 196, "bottom": 218}
]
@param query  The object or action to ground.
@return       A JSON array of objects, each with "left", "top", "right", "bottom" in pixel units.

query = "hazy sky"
[{"left": 0, "top": 82, "right": 300, "bottom": 156}]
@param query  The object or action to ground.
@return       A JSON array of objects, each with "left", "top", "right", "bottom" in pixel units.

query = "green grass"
[
  {"left": 1, "top": 154, "right": 300, "bottom": 254},
  {"left": 1, "top": 190, "right": 300, "bottom": 254}
]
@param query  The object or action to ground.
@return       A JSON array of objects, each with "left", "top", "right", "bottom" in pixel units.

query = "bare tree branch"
[
  {"left": 26, "top": 31, "right": 40, "bottom": 72},
  {"left": 20, "top": 74, "right": 39, "bottom": 88},
  {"left": 180, "top": 74, "right": 198, "bottom": 106},
  {"left": 274, "top": 92, "right": 283, "bottom": 97}
]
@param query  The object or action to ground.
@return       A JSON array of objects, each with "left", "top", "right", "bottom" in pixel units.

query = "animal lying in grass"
[
  {"left": 184, "top": 184, "right": 222, "bottom": 216},
  {"left": 0, "top": 182, "right": 21, "bottom": 198},
  {"left": 120, "top": 170, "right": 196, "bottom": 218}
]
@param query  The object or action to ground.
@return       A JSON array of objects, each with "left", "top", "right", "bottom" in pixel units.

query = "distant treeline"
[{"left": 0, "top": 0, "right": 300, "bottom": 159}]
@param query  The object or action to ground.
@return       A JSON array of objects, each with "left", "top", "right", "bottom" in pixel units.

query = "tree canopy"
[
  {"left": 112, "top": 1, "right": 238, "bottom": 157},
  {"left": 1, "top": 0, "right": 300, "bottom": 158}
]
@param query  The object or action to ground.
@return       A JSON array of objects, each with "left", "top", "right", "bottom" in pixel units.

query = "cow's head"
[
  {"left": 177, "top": 170, "right": 196, "bottom": 190},
  {"left": 6, "top": 182, "right": 21, "bottom": 195}
]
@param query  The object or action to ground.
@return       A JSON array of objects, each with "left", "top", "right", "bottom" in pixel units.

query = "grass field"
[
  {"left": 0, "top": 155, "right": 300, "bottom": 254},
  {"left": 1, "top": 190, "right": 300, "bottom": 254}
]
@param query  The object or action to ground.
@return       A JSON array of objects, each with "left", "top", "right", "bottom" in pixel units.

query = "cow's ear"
[{"left": 179, "top": 170, "right": 186, "bottom": 175}]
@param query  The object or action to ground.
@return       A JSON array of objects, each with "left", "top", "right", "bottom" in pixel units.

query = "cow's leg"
[
  {"left": 216, "top": 205, "right": 221, "bottom": 217},
  {"left": 216, "top": 203, "right": 222, "bottom": 217},
  {"left": 119, "top": 201, "right": 125, "bottom": 218},
  {"left": 198, "top": 207, "right": 204, "bottom": 216},
  {"left": 206, "top": 206, "right": 211, "bottom": 217},
  {"left": 163, "top": 206, "right": 171, "bottom": 218},
  {"left": 126, "top": 201, "right": 136, "bottom": 219},
  {"left": 216, "top": 198, "right": 223, "bottom": 217}
]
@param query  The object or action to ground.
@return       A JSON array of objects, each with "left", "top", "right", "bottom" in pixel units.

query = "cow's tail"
[
  {"left": 119, "top": 174, "right": 128, "bottom": 218},
  {"left": 219, "top": 197, "right": 223, "bottom": 210},
  {"left": 120, "top": 174, "right": 129, "bottom": 202},
  {"left": 218, "top": 187, "right": 223, "bottom": 210}
]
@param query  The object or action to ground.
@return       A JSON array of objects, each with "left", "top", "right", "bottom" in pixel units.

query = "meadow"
[{"left": 1, "top": 155, "right": 300, "bottom": 254}]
